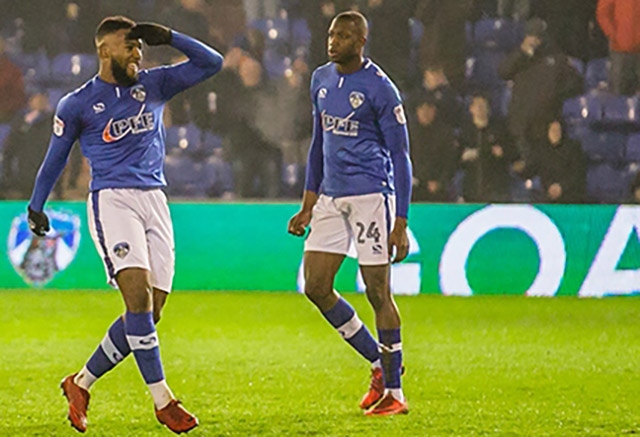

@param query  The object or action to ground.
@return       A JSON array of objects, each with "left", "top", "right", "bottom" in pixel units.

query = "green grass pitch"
[{"left": 1, "top": 290, "right": 640, "bottom": 436}]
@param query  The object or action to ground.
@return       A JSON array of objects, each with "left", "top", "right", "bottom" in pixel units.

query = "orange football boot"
[
  {"left": 60, "top": 373, "right": 90, "bottom": 433},
  {"left": 364, "top": 392, "right": 409, "bottom": 416},
  {"left": 156, "top": 400, "right": 199, "bottom": 434}
]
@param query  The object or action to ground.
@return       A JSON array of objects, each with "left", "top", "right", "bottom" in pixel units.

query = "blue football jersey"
[
  {"left": 305, "top": 59, "right": 412, "bottom": 217},
  {"left": 30, "top": 31, "right": 223, "bottom": 211}
]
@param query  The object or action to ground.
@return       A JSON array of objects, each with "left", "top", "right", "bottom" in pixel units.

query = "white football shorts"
[
  {"left": 87, "top": 188, "right": 175, "bottom": 292},
  {"left": 304, "top": 192, "right": 396, "bottom": 265}
]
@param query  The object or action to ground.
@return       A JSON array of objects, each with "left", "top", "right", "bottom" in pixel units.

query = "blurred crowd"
[{"left": 1, "top": 0, "right": 640, "bottom": 204}]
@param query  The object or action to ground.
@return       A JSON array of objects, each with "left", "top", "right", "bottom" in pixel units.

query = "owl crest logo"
[
  {"left": 349, "top": 91, "right": 365, "bottom": 109},
  {"left": 130, "top": 85, "right": 146, "bottom": 102}
]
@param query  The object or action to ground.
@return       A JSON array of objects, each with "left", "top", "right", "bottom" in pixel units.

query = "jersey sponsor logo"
[
  {"left": 321, "top": 110, "right": 359, "bottom": 137},
  {"left": 113, "top": 242, "right": 130, "bottom": 258},
  {"left": 93, "top": 102, "right": 106, "bottom": 114},
  {"left": 349, "top": 91, "right": 365, "bottom": 109},
  {"left": 130, "top": 84, "right": 146, "bottom": 102},
  {"left": 318, "top": 88, "right": 327, "bottom": 99},
  {"left": 53, "top": 115, "right": 65, "bottom": 137},
  {"left": 394, "top": 104, "right": 407, "bottom": 125},
  {"left": 102, "top": 104, "right": 154, "bottom": 143}
]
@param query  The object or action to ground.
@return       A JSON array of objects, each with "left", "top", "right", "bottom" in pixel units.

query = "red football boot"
[
  {"left": 60, "top": 373, "right": 90, "bottom": 433},
  {"left": 364, "top": 392, "right": 409, "bottom": 416},
  {"left": 156, "top": 400, "right": 199, "bottom": 434},
  {"left": 359, "top": 367, "right": 384, "bottom": 410}
]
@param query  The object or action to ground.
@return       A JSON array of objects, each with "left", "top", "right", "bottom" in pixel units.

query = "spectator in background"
[
  {"left": 298, "top": 0, "right": 360, "bottom": 70},
  {"left": 0, "top": 36, "right": 26, "bottom": 123},
  {"left": 526, "top": 120, "right": 586, "bottom": 203},
  {"left": 255, "top": 56, "right": 312, "bottom": 198},
  {"left": 420, "top": 65, "right": 463, "bottom": 129},
  {"left": 161, "top": 0, "right": 211, "bottom": 45},
  {"left": 498, "top": 0, "right": 530, "bottom": 21},
  {"left": 416, "top": 0, "right": 473, "bottom": 90},
  {"left": 597, "top": 0, "right": 640, "bottom": 95},
  {"left": 535, "top": 0, "right": 602, "bottom": 62},
  {"left": 204, "top": 0, "right": 247, "bottom": 50},
  {"left": 243, "top": 0, "right": 281, "bottom": 21},
  {"left": 499, "top": 18, "right": 583, "bottom": 168},
  {"left": 364, "top": 0, "right": 416, "bottom": 91},
  {"left": 409, "top": 94, "right": 458, "bottom": 202},
  {"left": 211, "top": 49, "right": 281, "bottom": 198},
  {"left": 1, "top": 91, "right": 56, "bottom": 199},
  {"left": 459, "top": 93, "right": 519, "bottom": 203}
]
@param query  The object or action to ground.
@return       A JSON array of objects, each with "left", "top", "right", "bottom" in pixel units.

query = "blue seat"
[
  {"left": 626, "top": 133, "right": 640, "bottom": 162},
  {"left": 473, "top": 18, "right": 520, "bottom": 51},
  {"left": 562, "top": 90, "right": 616, "bottom": 124},
  {"left": 263, "top": 48, "right": 291, "bottom": 78},
  {"left": 11, "top": 51, "right": 50, "bottom": 87},
  {"left": 249, "top": 18, "right": 290, "bottom": 47},
  {"left": 466, "top": 50, "right": 506, "bottom": 89},
  {"left": 601, "top": 94, "right": 640, "bottom": 127},
  {"left": 410, "top": 17, "right": 424, "bottom": 46},
  {"left": 165, "top": 124, "right": 202, "bottom": 154},
  {"left": 203, "top": 155, "right": 234, "bottom": 196},
  {"left": 200, "top": 130, "right": 223, "bottom": 156},
  {"left": 489, "top": 82, "right": 512, "bottom": 118},
  {"left": 0, "top": 123, "right": 11, "bottom": 154},
  {"left": 46, "top": 87, "right": 66, "bottom": 109},
  {"left": 50, "top": 53, "right": 97, "bottom": 85},
  {"left": 164, "top": 154, "right": 209, "bottom": 197},
  {"left": 586, "top": 163, "right": 631, "bottom": 203},
  {"left": 580, "top": 129, "right": 626, "bottom": 163},
  {"left": 291, "top": 18, "right": 311, "bottom": 49},
  {"left": 585, "top": 58, "right": 609, "bottom": 90}
]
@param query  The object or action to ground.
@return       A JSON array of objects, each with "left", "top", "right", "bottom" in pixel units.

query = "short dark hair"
[
  {"left": 95, "top": 16, "right": 136, "bottom": 42},
  {"left": 334, "top": 11, "right": 368, "bottom": 38}
]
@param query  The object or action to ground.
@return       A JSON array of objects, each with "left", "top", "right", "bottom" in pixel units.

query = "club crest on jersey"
[
  {"left": 318, "top": 88, "right": 327, "bottom": 99},
  {"left": 349, "top": 91, "right": 365, "bottom": 109},
  {"left": 53, "top": 115, "right": 65, "bottom": 137},
  {"left": 130, "top": 85, "right": 146, "bottom": 102}
]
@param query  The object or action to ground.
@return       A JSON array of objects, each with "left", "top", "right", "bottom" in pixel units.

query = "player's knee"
[{"left": 304, "top": 279, "right": 332, "bottom": 305}]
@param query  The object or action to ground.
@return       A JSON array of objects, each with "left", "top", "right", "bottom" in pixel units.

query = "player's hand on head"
[
  {"left": 27, "top": 206, "right": 50, "bottom": 237},
  {"left": 287, "top": 211, "right": 311, "bottom": 237},
  {"left": 389, "top": 219, "right": 409, "bottom": 263},
  {"left": 128, "top": 23, "right": 172, "bottom": 46}
]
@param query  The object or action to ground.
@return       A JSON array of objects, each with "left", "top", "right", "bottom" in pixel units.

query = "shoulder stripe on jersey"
[{"left": 91, "top": 191, "right": 115, "bottom": 280}]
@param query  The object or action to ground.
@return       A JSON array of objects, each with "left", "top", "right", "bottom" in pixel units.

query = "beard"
[{"left": 111, "top": 58, "right": 137, "bottom": 87}]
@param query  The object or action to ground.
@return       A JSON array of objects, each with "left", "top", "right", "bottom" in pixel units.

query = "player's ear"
[{"left": 97, "top": 43, "right": 109, "bottom": 60}]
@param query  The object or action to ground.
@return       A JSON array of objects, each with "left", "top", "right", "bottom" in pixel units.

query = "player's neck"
[
  {"left": 334, "top": 56, "right": 365, "bottom": 75},
  {"left": 98, "top": 66, "right": 118, "bottom": 85}
]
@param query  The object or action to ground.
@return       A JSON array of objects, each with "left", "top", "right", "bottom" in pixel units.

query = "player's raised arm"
[
  {"left": 27, "top": 95, "right": 80, "bottom": 236},
  {"left": 129, "top": 23, "right": 223, "bottom": 100}
]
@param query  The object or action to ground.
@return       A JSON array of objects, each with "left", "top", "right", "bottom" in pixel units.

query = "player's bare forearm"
[
  {"left": 288, "top": 190, "right": 318, "bottom": 237},
  {"left": 389, "top": 217, "right": 409, "bottom": 263},
  {"left": 300, "top": 190, "right": 319, "bottom": 213}
]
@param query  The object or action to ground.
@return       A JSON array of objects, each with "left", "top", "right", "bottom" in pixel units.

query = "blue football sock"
[
  {"left": 378, "top": 329, "right": 402, "bottom": 389},
  {"left": 322, "top": 298, "right": 380, "bottom": 363},
  {"left": 125, "top": 311, "right": 164, "bottom": 384},
  {"left": 86, "top": 316, "right": 131, "bottom": 378}
]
